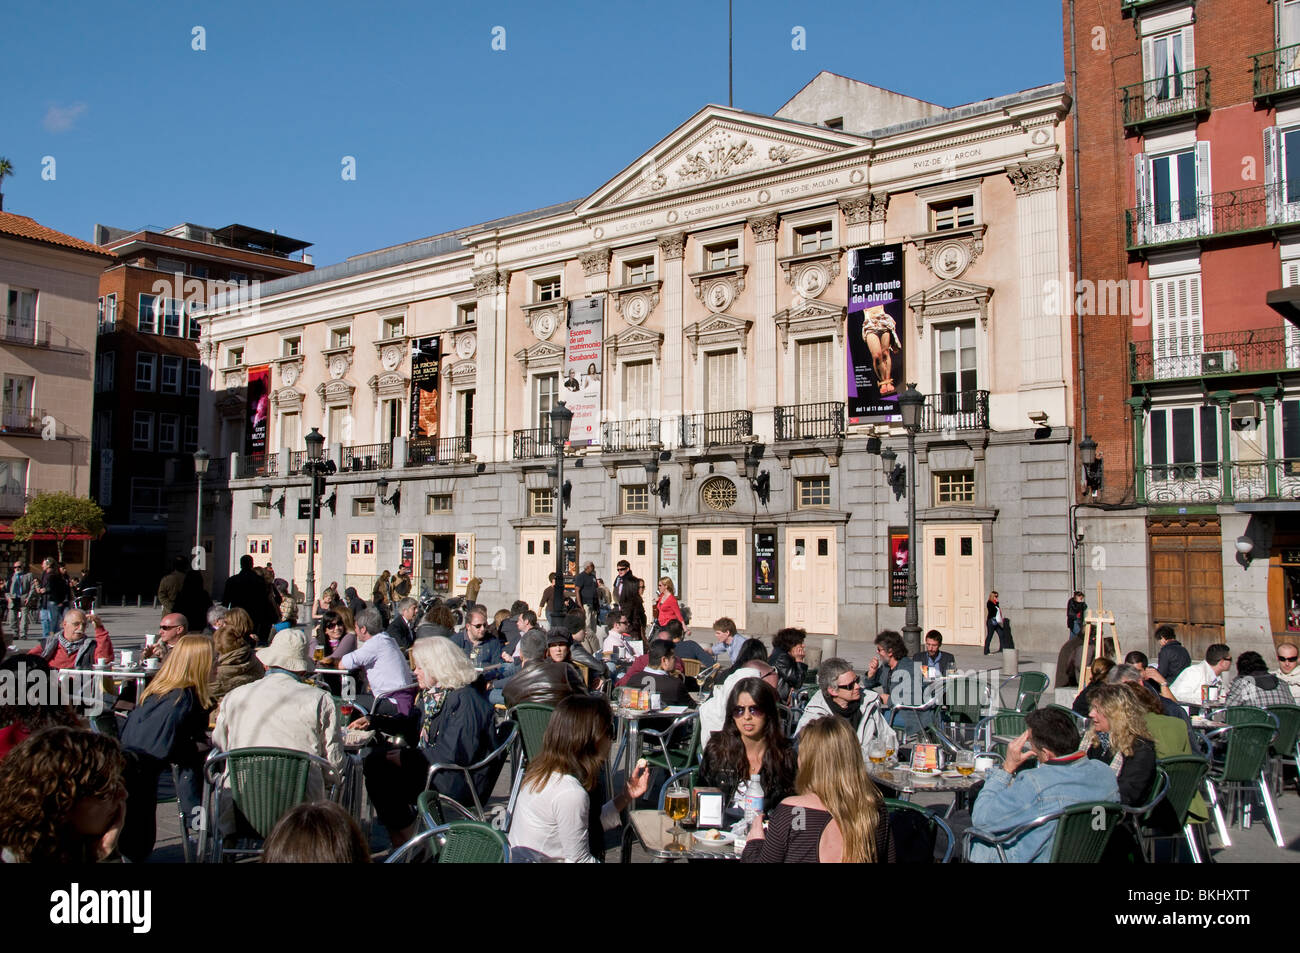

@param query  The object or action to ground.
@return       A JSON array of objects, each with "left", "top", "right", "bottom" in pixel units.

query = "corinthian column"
[
  {"left": 749, "top": 214, "right": 779, "bottom": 442},
  {"left": 472, "top": 267, "right": 507, "bottom": 461},
  {"left": 1007, "top": 158, "right": 1064, "bottom": 386},
  {"left": 658, "top": 233, "right": 685, "bottom": 447},
  {"left": 838, "top": 194, "right": 873, "bottom": 248}
]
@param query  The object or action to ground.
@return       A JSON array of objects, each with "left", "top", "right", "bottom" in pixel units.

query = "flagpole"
[{"left": 728, "top": 0, "right": 733, "bottom": 107}]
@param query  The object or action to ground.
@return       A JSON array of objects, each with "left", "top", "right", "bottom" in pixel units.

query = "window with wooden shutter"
[
  {"left": 705, "top": 350, "right": 738, "bottom": 412},
  {"left": 622, "top": 360, "right": 653, "bottom": 418},
  {"left": 1285, "top": 258, "right": 1300, "bottom": 366},
  {"left": 797, "top": 338, "right": 834, "bottom": 404},
  {"left": 1150, "top": 273, "right": 1203, "bottom": 379}
]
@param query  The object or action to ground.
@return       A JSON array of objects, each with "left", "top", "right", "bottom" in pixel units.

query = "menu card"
[{"left": 910, "top": 743, "right": 940, "bottom": 772}]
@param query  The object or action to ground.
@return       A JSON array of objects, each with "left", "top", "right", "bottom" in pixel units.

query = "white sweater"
[{"left": 507, "top": 773, "right": 620, "bottom": 863}]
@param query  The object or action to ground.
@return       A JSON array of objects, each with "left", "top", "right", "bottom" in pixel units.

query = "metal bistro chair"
[
  {"left": 505, "top": 704, "right": 555, "bottom": 823},
  {"left": 1201, "top": 719, "right": 1285, "bottom": 849},
  {"left": 424, "top": 721, "right": 517, "bottom": 827},
  {"left": 1266, "top": 704, "right": 1300, "bottom": 795},
  {"left": 938, "top": 673, "right": 991, "bottom": 747},
  {"left": 639, "top": 710, "right": 702, "bottom": 777},
  {"left": 962, "top": 800, "right": 1126, "bottom": 863},
  {"left": 1121, "top": 765, "right": 1170, "bottom": 861},
  {"left": 200, "top": 747, "right": 341, "bottom": 863},
  {"left": 884, "top": 798, "right": 955, "bottom": 863},
  {"left": 386, "top": 821, "right": 510, "bottom": 864},
  {"left": 977, "top": 709, "right": 1029, "bottom": 759},
  {"left": 655, "top": 765, "right": 700, "bottom": 809},
  {"left": 1148, "top": 755, "right": 1211, "bottom": 863},
  {"left": 1009, "top": 672, "right": 1050, "bottom": 713}
]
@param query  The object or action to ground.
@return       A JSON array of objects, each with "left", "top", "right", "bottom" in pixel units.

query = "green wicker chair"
[
  {"left": 505, "top": 704, "right": 555, "bottom": 824},
  {"left": 416, "top": 789, "right": 446, "bottom": 832},
  {"left": 1148, "top": 755, "right": 1211, "bottom": 862},
  {"left": 426, "top": 721, "right": 517, "bottom": 824},
  {"left": 939, "top": 674, "right": 989, "bottom": 746},
  {"left": 1010, "top": 672, "right": 1050, "bottom": 713},
  {"left": 884, "top": 797, "right": 955, "bottom": 862},
  {"left": 640, "top": 710, "right": 702, "bottom": 775},
  {"left": 1203, "top": 721, "right": 1284, "bottom": 849},
  {"left": 963, "top": 800, "right": 1125, "bottom": 863},
  {"left": 1266, "top": 704, "right": 1300, "bottom": 794},
  {"left": 984, "top": 709, "right": 1028, "bottom": 759},
  {"left": 1213, "top": 705, "right": 1275, "bottom": 728},
  {"left": 386, "top": 821, "right": 510, "bottom": 863}
]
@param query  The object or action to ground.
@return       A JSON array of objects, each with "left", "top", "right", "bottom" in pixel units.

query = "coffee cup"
[
  {"left": 651, "top": 692, "right": 663, "bottom": 710},
  {"left": 94, "top": 657, "right": 108, "bottom": 669},
  {"left": 145, "top": 658, "right": 160, "bottom": 671},
  {"left": 144, "top": 633, "right": 158, "bottom": 647},
  {"left": 121, "top": 650, "right": 135, "bottom": 667}
]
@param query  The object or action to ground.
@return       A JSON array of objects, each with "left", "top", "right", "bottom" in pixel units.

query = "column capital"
[
  {"left": 748, "top": 213, "right": 779, "bottom": 243},
  {"left": 837, "top": 193, "right": 873, "bottom": 225},
  {"left": 657, "top": 232, "right": 686, "bottom": 261},
  {"left": 472, "top": 268, "right": 507, "bottom": 297},
  {"left": 1007, "top": 157, "right": 1063, "bottom": 196},
  {"left": 579, "top": 247, "right": 611, "bottom": 277}
]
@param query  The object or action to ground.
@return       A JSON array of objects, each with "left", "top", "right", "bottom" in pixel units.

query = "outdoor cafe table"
[
  {"left": 624, "top": 809, "right": 740, "bottom": 862},
  {"left": 867, "top": 762, "right": 985, "bottom": 817},
  {"left": 612, "top": 706, "right": 690, "bottom": 779}
]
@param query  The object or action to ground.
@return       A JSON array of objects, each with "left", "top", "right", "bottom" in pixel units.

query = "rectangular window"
[
  {"left": 1284, "top": 400, "right": 1300, "bottom": 465},
  {"left": 458, "top": 303, "right": 477, "bottom": 326},
  {"left": 183, "top": 417, "right": 198, "bottom": 452},
  {"left": 797, "top": 476, "right": 832, "bottom": 508},
  {"left": 104, "top": 293, "right": 117, "bottom": 332},
  {"left": 331, "top": 327, "right": 351, "bottom": 348},
  {"left": 529, "top": 488, "right": 554, "bottom": 516},
  {"left": 135, "top": 354, "right": 157, "bottom": 392},
  {"left": 1152, "top": 150, "right": 1198, "bottom": 225},
  {"left": 0, "top": 459, "right": 29, "bottom": 504},
  {"left": 383, "top": 315, "right": 405, "bottom": 338},
  {"left": 94, "top": 410, "right": 112, "bottom": 451},
  {"left": 935, "top": 470, "right": 976, "bottom": 504},
  {"left": 426, "top": 493, "right": 453, "bottom": 514},
  {"left": 186, "top": 359, "right": 202, "bottom": 395},
  {"left": 132, "top": 411, "right": 154, "bottom": 450},
  {"left": 795, "top": 223, "right": 834, "bottom": 253},
  {"left": 158, "top": 413, "right": 180, "bottom": 452},
  {"left": 283, "top": 336, "right": 301, "bottom": 357},
  {"left": 129, "top": 478, "right": 164, "bottom": 518},
  {"left": 157, "top": 257, "right": 185, "bottom": 274},
  {"left": 937, "top": 322, "right": 978, "bottom": 411},
  {"left": 138, "top": 294, "right": 157, "bottom": 334},
  {"left": 227, "top": 346, "right": 244, "bottom": 367},
  {"left": 1282, "top": 128, "right": 1300, "bottom": 206},
  {"left": 704, "top": 350, "right": 739, "bottom": 413},
  {"left": 623, "top": 360, "right": 653, "bottom": 418},
  {"left": 535, "top": 374, "right": 559, "bottom": 434},
  {"left": 706, "top": 241, "right": 740, "bottom": 269},
  {"left": 280, "top": 412, "right": 300, "bottom": 453},
  {"left": 190, "top": 263, "right": 208, "bottom": 279},
  {"left": 160, "top": 356, "right": 182, "bottom": 394},
  {"left": 796, "top": 338, "right": 834, "bottom": 404},
  {"left": 722, "top": 538, "right": 738, "bottom": 556},
  {"left": 1151, "top": 272, "right": 1204, "bottom": 379},
  {"left": 353, "top": 497, "right": 376, "bottom": 516},
  {"left": 96, "top": 353, "right": 115, "bottom": 392},
  {"left": 1149, "top": 406, "right": 1220, "bottom": 478},
  {"left": 624, "top": 258, "right": 656, "bottom": 283},
  {"left": 186, "top": 300, "right": 203, "bottom": 340},
  {"left": 930, "top": 196, "right": 976, "bottom": 231},
  {"left": 534, "top": 277, "right": 562, "bottom": 302},
  {"left": 621, "top": 485, "right": 650, "bottom": 513},
  {"left": 381, "top": 398, "right": 402, "bottom": 442},
  {"left": 460, "top": 389, "right": 475, "bottom": 440},
  {"left": 160, "top": 298, "right": 182, "bottom": 337}
]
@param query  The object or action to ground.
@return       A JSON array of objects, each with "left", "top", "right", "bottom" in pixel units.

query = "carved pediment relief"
[
  {"left": 685, "top": 314, "right": 753, "bottom": 360},
  {"left": 272, "top": 355, "right": 305, "bottom": 388},
  {"left": 778, "top": 252, "right": 841, "bottom": 303},
  {"left": 216, "top": 393, "right": 244, "bottom": 419},
  {"left": 687, "top": 266, "right": 747, "bottom": 315},
  {"left": 910, "top": 225, "right": 987, "bottom": 281},
  {"left": 321, "top": 345, "right": 355, "bottom": 380},
  {"left": 448, "top": 359, "right": 477, "bottom": 385},
  {"left": 522, "top": 303, "right": 565, "bottom": 342},
  {"left": 271, "top": 386, "right": 304, "bottom": 411},
  {"left": 373, "top": 337, "right": 410, "bottom": 372},
  {"left": 513, "top": 340, "right": 565, "bottom": 382},
  {"left": 773, "top": 299, "right": 847, "bottom": 350},
  {"left": 316, "top": 379, "right": 356, "bottom": 410},
  {"left": 220, "top": 366, "right": 246, "bottom": 390},
  {"left": 369, "top": 373, "right": 408, "bottom": 399},
  {"left": 607, "top": 326, "right": 664, "bottom": 363},
  {"left": 906, "top": 278, "right": 994, "bottom": 331}
]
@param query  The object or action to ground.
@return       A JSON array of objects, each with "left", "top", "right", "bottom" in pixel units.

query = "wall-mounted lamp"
[
  {"left": 1029, "top": 410, "right": 1052, "bottom": 440},
  {"left": 1079, "top": 435, "right": 1104, "bottom": 495},
  {"left": 261, "top": 484, "right": 285, "bottom": 516},
  {"left": 323, "top": 491, "right": 337, "bottom": 516},
  {"left": 865, "top": 436, "right": 882, "bottom": 456},
  {"left": 376, "top": 477, "right": 401, "bottom": 514},
  {"left": 881, "top": 446, "right": 906, "bottom": 500},
  {"left": 744, "top": 445, "right": 771, "bottom": 506},
  {"left": 1236, "top": 535, "right": 1254, "bottom": 570},
  {"left": 646, "top": 455, "right": 672, "bottom": 507}
]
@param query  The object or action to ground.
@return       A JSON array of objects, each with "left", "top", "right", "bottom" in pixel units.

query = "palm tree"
[{"left": 0, "top": 158, "right": 12, "bottom": 211}]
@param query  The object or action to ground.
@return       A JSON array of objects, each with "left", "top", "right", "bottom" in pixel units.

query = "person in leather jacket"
[
  {"left": 502, "top": 630, "right": 588, "bottom": 709},
  {"left": 768, "top": 628, "right": 808, "bottom": 704}
]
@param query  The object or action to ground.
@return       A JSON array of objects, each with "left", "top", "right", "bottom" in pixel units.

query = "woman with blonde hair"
[
  {"left": 119, "top": 635, "right": 216, "bottom": 861},
  {"left": 223, "top": 606, "right": 256, "bottom": 648},
  {"left": 742, "top": 713, "right": 893, "bottom": 863},
  {"left": 1083, "top": 681, "right": 1156, "bottom": 806}
]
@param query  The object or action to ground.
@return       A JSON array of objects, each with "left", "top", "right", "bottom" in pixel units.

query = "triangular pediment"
[
  {"left": 514, "top": 340, "right": 565, "bottom": 364},
  {"left": 776, "top": 298, "right": 846, "bottom": 322},
  {"left": 578, "top": 106, "right": 866, "bottom": 215},
  {"left": 609, "top": 326, "right": 663, "bottom": 348},
  {"left": 906, "top": 278, "right": 994, "bottom": 307},
  {"left": 692, "top": 314, "right": 751, "bottom": 336}
]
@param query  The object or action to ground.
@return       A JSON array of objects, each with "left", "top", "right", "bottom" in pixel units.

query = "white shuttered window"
[
  {"left": 1151, "top": 272, "right": 1204, "bottom": 380},
  {"left": 797, "top": 338, "right": 834, "bottom": 404},
  {"left": 705, "top": 350, "right": 739, "bottom": 412},
  {"left": 622, "top": 361, "right": 653, "bottom": 418}
]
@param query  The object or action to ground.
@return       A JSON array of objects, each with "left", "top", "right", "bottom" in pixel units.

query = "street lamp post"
[
  {"left": 898, "top": 384, "right": 925, "bottom": 657},
  {"left": 550, "top": 402, "right": 574, "bottom": 625},
  {"left": 303, "top": 427, "right": 327, "bottom": 609},
  {"left": 192, "top": 449, "right": 209, "bottom": 572}
]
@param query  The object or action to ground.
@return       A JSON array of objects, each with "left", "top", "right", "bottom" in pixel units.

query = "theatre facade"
[{"left": 185, "top": 73, "right": 1077, "bottom": 650}]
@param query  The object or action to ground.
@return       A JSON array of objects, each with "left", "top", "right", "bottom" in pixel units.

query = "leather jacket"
[
  {"left": 502, "top": 659, "right": 587, "bottom": 709},
  {"left": 768, "top": 649, "right": 807, "bottom": 704}
]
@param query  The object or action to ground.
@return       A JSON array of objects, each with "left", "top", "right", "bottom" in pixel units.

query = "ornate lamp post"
[
  {"left": 550, "top": 402, "right": 573, "bottom": 624},
  {"left": 192, "top": 449, "right": 209, "bottom": 572},
  {"left": 898, "top": 384, "right": 925, "bottom": 656},
  {"left": 303, "top": 427, "right": 327, "bottom": 609}
]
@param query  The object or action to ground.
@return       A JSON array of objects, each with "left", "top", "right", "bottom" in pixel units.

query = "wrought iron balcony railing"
[
  {"left": 1129, "top": 327, "right": 1298, "bottom": 382},
  {"left": 341, "top": 442, "right": 392, "bottom": 472},
  {"left": 238, "top": 452, "right": 279, "bottom": 478},
  {"left": 513, "top": 427, "right": 556, "bottom": 460},
  {"left": 0, "top": 314, "right": 50, "bottom": 348},
  {"left": 1120, "top": 68, "right": 1210, "bottom": 130},
  {"left": 1252, "top": 43, "right": 1300, "bottom": 102},
  {"left": 407, "top": 435, "right": 473, "bottom": 466},
  {"left": 918, "top": 390, "right": 990, "bottom": 433},
  {"left": 0, "top": 490, "right": 26, "bottom": 516},
  {"left": 602, "top": 418, "right": 662, "bottom": 452},
  {"left": 1138, "top": 459, "right": 1300, "bottom": 504},
  {"left": 1124, "top": 182, "right": 1300, "bottom": 250},
  {"left": 289, "top": 450, "right": 306, "bottom": 474},
  {"left": 775, "top": 402, "right": 845, "bottom": 441},
  {"left": 678, "top": 410, "right": 753, "bottom": 448}
]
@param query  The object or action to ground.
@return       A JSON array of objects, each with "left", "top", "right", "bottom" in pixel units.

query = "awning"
[
  {"left": 0, "top": 526, "right": 95, "bottom": 541},
  {"left": 1266, "top": 286, "right": 1300, "bottom": 326}
]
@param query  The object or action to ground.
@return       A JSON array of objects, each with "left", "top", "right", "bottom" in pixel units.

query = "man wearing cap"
[{"left": 211, "top": 628, "right": 346, "bottom": 818}]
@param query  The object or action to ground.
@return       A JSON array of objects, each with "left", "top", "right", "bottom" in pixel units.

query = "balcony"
[
  {"left": 678, "top": 410, "right": 753, "bottom": 449},
  {"left": 1120, "top": 69, "right": 1210, "bottom": 132},
  {"left": 602, "top": 418, "right": 662, "bottom": 453},
  {"left": 0, "top": 406, "right": 46, "bottom": 437},
  {"left": 918, "top": 390, "right": 989, "bottom": 433},
  {"left": 0, "top": 314, "right": 50, "bottom": 348},
  {"left": 775, "top": 402, "right": 845, "bottom": 441},
  {"left": 1123, "top": 182, "right": 1300, "bottom": 251},
  {"left": 289, "top": 450, "right": 305, "bottom": 474},
  {"left": 1130, "top": 328, "right": 1297, "bottom": 383},
  {"left": 513, "top": 427, "right": 556, "bottom": 460},
  {"left": 407, "top": 435, "right": 472, "bottom": 467},
  {"left": 341, "top": 442, "right": 392, "bottom": 472},
  {"left": 1252, "top": 43, "right": 1300, "bottom": 103},
  {"left": 238, "top": 452, "right": 278, "bottom": 478},
  {"left": 1138, "top": 460, "right": 1300, "bottom": 505}
]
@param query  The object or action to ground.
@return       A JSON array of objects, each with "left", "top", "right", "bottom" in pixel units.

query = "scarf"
[
  {"left": 826, "top": 689, "right": 864, "bottom": 730},
  {"left": 417, "top": 687, "right": 450, "bottom": 747},
  {"left": 56, "top": 633, "right": 84, "bottom": 657}
]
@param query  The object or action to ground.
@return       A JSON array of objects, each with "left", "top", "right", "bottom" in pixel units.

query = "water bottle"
[{"left": 742, "top": 772, "right": 765, "bottom": 828}]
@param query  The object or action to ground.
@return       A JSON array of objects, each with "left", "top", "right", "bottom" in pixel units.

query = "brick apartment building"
[
  {"left": 92, "top": 223, "right": 312, "bottom": 599},
  {"left": 1065, "top": 0, "right": 1300, "bottom": 656}
]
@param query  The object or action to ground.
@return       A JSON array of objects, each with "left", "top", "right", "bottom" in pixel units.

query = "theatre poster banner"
[
  {"left": 246, "top": 364, "right": 271, "bottom": 457},
  {"left": 563, "top": 298, "right": 604, "bottom": 447},
  {"left": 409, "top": 337, "right": 440, "bottom": 460},
  {"left": 846, "top": 244, "right": 905, "bottom": 424}
]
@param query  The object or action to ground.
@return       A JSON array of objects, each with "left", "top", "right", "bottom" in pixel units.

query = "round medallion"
[
  {"left": 593, "top": 227, "right": 605, "bottom": 240},
  {"left": 329, "top": 355, "right": 348, "bottom": 380},
  {"left": 932, "top": 240, "right": 971, "bottom": 279},
  {"left": 456, "top": 332, "right": 477, "bottom": 360},
  {"left": 705, "top": 281, "right": 734, "bottom": 314},
  {"left": 281, "top": 364, "right": 298, "bottom": 387},
  {"left": 1031, "top": 128, "right": 1051, "bottom": 146},
  {"left": 381, "top": 346, "right": 402, "bottom": 371},
  {"left": 666, "top": 210, "right": 679, "bottom": 224},
  {"left": 533, "top": 311, "right": 557, "bottom": 341},
  {"left": 625, "top": 295, "right": 649, "bottom": 325},
  {"left": 484, "top": 251, "right": 495, "bottom": 264},
  {"left": 796, "top": 265, "right": 828, "bottom": 299},
  {"left": 757, "top": 189, "right": 771, "bottom": 203},
  {"left": 701, "top": 477, "right": 738, "bottom": 511},
  {"left": 850, "top": 169, "right": 865, "bottom": 184}
]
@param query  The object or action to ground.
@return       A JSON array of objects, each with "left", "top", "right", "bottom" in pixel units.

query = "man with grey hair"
[
  {"left": 499, "top": 629, "right": 586, "bottom": 708},
  {"left": 795, "top": 657, "right": 890, "bottom": 755},
  {"left": 204, "top": 604, "right": 229, "bottom": 636},
  {"left": 386, "top": 596, "right": 419, "bottom": 651},
  {"left": 339, "top": 606, "right": 417, "bottom": 715}
]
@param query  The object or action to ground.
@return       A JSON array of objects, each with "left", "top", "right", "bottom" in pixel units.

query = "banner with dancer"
[{"left": 847, "top": 244, "right": 906, "bottom": 424}]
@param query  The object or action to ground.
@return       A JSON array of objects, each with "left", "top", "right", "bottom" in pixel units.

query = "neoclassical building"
[{"left": 185, "top": 72, "right": 1076, "bottom": 650}]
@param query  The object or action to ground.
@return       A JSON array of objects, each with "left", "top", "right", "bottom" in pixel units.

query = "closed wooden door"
[
  {"left": 1150, "top": 520, "right": 1224, "bottom": 655},
  {"left": 611, "top": 531, "right": 655, "bottom": 595},
  {"left": 687, "top": 529, "right": 746, "bottom": 630},
  {"left": 292, "top": 534, "right": 321, "bottom": 599},
  {"left": 922, "top": 524, "right": 983, "bottom": 645},
  {"left": 519, "top": 531, "right": 554, "bottom": 607},
  {"left": 786, "top": 528, "right": 837, "bottom": 635}
]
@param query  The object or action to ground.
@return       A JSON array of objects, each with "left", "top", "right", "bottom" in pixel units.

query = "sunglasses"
[
  {"left": 835, "top": 678, "right": 860, "bottom": 690},
  {"left": 326, "top": 622, "right": 343, "bottom": 629},
  {"left": 1280, "top": 655, "right": 1299, "bottom": 663},
  {"left": 731, "top": 705, "right": 764, "bottom": 718}
]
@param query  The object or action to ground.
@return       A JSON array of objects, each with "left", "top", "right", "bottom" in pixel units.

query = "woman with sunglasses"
[
  {"left": 697, "top": 677, "right": 795, "bottom": 824},
  {"left": 508, "top": 694, "right": 649, "bottom": 862},
  {"left": 316, "top": 607, "right": 357, "bottom": 663}
]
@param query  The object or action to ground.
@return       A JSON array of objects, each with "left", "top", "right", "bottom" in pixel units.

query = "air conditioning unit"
[
  {"left": 1202, "top": 350, "right": 1239, "bottom": 374},
  {"left": 1231, "top": 399, "right": 1261, "bottom": 432}
]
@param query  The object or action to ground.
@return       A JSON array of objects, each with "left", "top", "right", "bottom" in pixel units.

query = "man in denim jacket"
[{"left": 968, "top": 707, "right": 1118, "bottom": 862}]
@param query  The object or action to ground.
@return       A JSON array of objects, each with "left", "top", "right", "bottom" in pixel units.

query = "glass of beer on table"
[{"left": 664, "top": 783, "right": 690, "bottom": 850}]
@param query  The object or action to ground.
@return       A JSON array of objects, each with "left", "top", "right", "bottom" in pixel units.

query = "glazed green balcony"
[
  {"left": 1252, "top": 43, "right": 1300, "bottom": 103},
  {"left": 1121, "top": 0, "right": 1195, "bottom": 16},
  {"left": 1121, "top": 69, "right": 1210, "bottom": 132}
]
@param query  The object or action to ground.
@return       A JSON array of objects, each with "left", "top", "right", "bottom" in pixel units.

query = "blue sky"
[{"left": 0, "top": 0, "right": 1064, "bottom": 265}]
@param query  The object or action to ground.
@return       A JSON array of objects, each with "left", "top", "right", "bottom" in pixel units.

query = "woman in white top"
[{"left": 507, "top": 695, "right": 648, "bottom": 862}]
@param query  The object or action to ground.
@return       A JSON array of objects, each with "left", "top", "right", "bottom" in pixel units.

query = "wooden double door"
[{"left": 1148, "top": 517, "right": 1224, "bottom": 656}]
